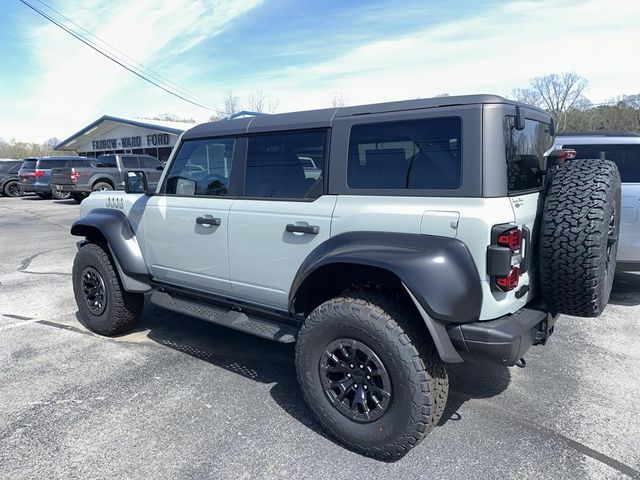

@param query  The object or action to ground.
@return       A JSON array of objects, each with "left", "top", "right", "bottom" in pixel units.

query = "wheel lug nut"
[
  {"left": 347, "top": 373, "right": 351, "bottom": 378},
  {"left": 354, "top": 384, "right": 358, "bottom": 388},
  {"left": 363, "top": 385, "right": 368, "bottom": 390},
  {"left": 349, "top": 364, "right": 354, "bottom": 368},
  {"left": 366, "top": 375, "right": 371, "bottom": 380},
  {"left": 359, "top": 364, "right": 364, "bottom": 369}
]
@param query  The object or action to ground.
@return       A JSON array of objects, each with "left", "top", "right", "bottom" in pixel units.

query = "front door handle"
[
  {"left": 196, "top": 215, "right": 221, "bottom": 227},
  {"left": 286, "top": 224, "right": 319, "bottom": 235}
]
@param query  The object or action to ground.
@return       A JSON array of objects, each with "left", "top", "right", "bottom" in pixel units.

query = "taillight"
[
  {"left": 70, "top": 170, "right": 79, "bottom": 183},
  {"left": 497, "top": 228, "right": 522, "bottom": 252},
  {"left": 496, "top": 267, "right": 520, "bottom": 291},
  {"left": 35, "top": 170, "right": 45, "bottom": 177},
  {"left": 487, "top": 225, "right": 525, "bottom": 292}
]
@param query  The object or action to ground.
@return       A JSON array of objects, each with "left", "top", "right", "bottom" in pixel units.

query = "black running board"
[{"left": 150, "top": 291, "right": 297, "bottom": 343}]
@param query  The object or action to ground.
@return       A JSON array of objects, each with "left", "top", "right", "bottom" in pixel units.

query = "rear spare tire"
[{"left": 539, "top": 159, "right": 621, "bottom": 317}]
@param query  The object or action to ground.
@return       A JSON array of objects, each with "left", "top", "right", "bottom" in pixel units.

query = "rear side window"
[
  {"left": 71, "top": 159, "right": 86, "bottom": 167},
  {"left": 347, "top": 117, "right": 462, "bottom": 190},
  {"left": 122, "top": 156, "right": 139, "bottom": 168},
  {"left": 97, "top": 155, "right": 117, "bottom": 168},
  {"left": 38, "top": 159, "right": 70, "bottom": 169},
  {"left": 139, "top": 156, "right": 161, "bottom": 169},
  {"left": 504, "top": 117, "right": 553, "bottom": 193},
  {"left": 244, "top": 130, "right": 326, "bottom": 199},
  {"left": 21, "top": 160, "right": 38, "bottom": 170},
  {"left": 164, "top": 137, "right": 235, "bottom": 196},
  {"left": 564, "top": 144, "right": 640, "bottom": 183}
]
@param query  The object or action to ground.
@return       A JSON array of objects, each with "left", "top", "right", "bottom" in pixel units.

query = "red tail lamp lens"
[
  {"left": 559, "top": 149, "right": 577, "bottom": 160},
  {"left": 70, "top": 170, "right": 79, "bottom": 183},
  {"left": 35, "top": 170, "right": 45, "bottom": 177},
  {"left": 497, "top": 228, "right": 522, "bottom": 252},
  {"left": 496, "top": 267, "right": 520, "bottom": 291}
]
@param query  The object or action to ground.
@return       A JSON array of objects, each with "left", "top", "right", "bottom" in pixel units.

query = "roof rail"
[{"left": 226, "top": 111, "right": 270, "bottom": 120}]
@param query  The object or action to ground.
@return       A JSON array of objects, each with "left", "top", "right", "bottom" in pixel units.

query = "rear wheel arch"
[{"left": 91, "top": 178, "right": 114, "bottom": 190}]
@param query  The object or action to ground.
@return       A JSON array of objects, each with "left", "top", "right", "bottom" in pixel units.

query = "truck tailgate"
[{"left": 51, "top": 167, "right": 72, "bottom": 185}]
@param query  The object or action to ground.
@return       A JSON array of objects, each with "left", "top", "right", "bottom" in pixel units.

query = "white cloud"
[
  {"left": 225, "top": 0, "right": 640, "bottom": 114},
  {"left": 2, "top": 0, "right": 262, "bottom": 141}
]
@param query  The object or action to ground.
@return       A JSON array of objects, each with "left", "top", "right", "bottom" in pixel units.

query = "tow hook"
[{"left": 516, "top": 358, "right": 527, "bottom": 368}]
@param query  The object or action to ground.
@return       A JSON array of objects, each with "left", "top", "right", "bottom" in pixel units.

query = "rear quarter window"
[
  {"left": 347, "top": 117, "right": 462, "bottom": 190},
  {"left": 20, "top": 160, "right": 38, "bottom": 170},
  {"left": 38, "top": 159, "right": 70, "bottom": 169},
  {"left": 563, "top": 144, "right": 640, "bottom": 183},
  {"left": 504, "top": 117, "right": 554, "bottom": 194}
]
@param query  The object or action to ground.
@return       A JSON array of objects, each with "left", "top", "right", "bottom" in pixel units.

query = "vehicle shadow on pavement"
[
  {"left": 52, "top": 200, "right": 79, "bottom": 206},
  {"left": 131, "top": 303, "right": 513, "bottom": 457},
  {"left": 609, "top": 272, "right": 640, "bottom": 307},
  {"left": 439, "top": 363, "right": 511, "bottom": 426}
]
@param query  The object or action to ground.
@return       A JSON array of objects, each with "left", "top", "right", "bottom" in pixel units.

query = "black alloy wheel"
[
  {"left": 320, "top": 338, "right": 392, "bottom": 423},
  {"left": 5, "top": 181, "right": 22, "bottom": 197},
  {"left": 81, "top": 266, "right": 107, "bottom": 316}
]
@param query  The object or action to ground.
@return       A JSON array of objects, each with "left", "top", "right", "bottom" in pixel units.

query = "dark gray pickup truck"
[{"left": 52, "top": 153, "right": 164, "bottom": 202}]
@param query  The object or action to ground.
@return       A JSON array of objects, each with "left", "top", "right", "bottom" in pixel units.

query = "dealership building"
[{"left": 54, "top": 115, "right": 191, "bottom": 163}]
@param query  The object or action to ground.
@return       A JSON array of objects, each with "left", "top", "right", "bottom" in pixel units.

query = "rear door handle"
[
  {"left": 286, "top": 224, "right": 319, "bottom": 235},
  {"left": 196, "top": 215, "right": 221, "bottom": 227}
]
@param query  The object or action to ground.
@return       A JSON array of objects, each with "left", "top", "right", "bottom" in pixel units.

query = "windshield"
[
  {"left": 504, "top": 116, "right": 554, "bottom": 194},
  {"left": 563, "top": 143, "right": 640, "bottom": 183},
  {"left": 20, "top": 159, "right": 37, "bottom": 170}
]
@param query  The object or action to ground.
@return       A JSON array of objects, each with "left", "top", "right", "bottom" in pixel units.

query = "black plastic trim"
[
  {"left": 289, "top": 231, "right": 483, "bottom": 323},
  {"left": 448, "top": 305, "right": 558, "bottom": 366},
  {"left": 70, "top": 208, "right": 149, "bottom": 277}
]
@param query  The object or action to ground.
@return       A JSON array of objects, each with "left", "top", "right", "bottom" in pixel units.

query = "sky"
[{"left": 0, "top": 0, "right": 639, "bottom": 143}]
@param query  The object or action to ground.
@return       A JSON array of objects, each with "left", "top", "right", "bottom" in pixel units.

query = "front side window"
[
  {"left": 244, "top": 130, "right": 326, "bottom": 199},
  {"left": 564, "top": 144, "right": 640, "bottom": 183},
  {"left": 504, "top": 117, "right": 554, "bottom": 193},
  {"left": 139, "top": 156, "right": 161, "bottom": 169},
  {"left": 347, "top": 117, "right": 462, "bottom": 190},
  {"left": 164, "top": 137, "right": 235, "bottom": 196}
]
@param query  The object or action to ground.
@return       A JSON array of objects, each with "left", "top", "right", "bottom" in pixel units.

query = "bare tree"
[
  {"left": 221, "top": 90, "right": 242, "bottom": 117},
  {"left": 247, "top": 89, "right": 279, "bottom": 113},
  {"left": 511, "top": 87, "right": 543, "bottom": 108},
  {"left": 330, "top": 91, "right": 348, "bottom": 108}
]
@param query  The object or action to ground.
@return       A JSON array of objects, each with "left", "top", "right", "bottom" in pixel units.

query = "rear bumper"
[
  {"left": 447, "top": 304, "right": 559, "bottom": 366},
  {"left": 21, "top": 184, "right": 51, "bottom": 193}
]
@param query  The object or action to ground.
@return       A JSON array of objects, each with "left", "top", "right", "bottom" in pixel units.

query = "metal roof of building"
[{"left": 55, "top": 115, "right": 191, "bottom": 150}]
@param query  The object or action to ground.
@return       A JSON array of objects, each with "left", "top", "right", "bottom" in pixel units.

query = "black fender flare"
[
  {"left": 70, "top": 208, "right": 150, "bottom": 291},
  {"left": 289, "top": 232, "right": 484, "bottom": 362}
]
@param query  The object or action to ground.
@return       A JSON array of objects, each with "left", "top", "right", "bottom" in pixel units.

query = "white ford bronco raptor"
[{"left": 70, "top": 95, "right": 621, "bottom": 460}]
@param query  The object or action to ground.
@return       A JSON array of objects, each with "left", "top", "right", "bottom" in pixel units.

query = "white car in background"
[{"left": 553, "top": 132, "right": 640, "bottom": 271}]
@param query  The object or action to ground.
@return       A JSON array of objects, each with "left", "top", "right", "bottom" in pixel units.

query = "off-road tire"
[
  {"left": 92, "top": 182, "right": 113, "bottom": 192},
  {"left": 72, "top": 242, "right": 143, "bottom": 335},
  {"left": 71, "top": 192, "right": 88, "bottom": 203},
  {"left": 36, "top": 192, "right": 52, "bottom": 199},
  {"left": 295, "top": 292, "right": 448, "bottom": 460},
  {"left": 540, "top": 159, "right": 621, "bottom": 317},
  {"left": 2, "top": 180, "right": 23, "bottom": 197}
]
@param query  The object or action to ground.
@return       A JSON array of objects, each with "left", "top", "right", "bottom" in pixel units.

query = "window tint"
[
  {"left": 244, "top": 130, "right": 326, "bottom": 199},
  {"left": 0, "top": 162, "right": 21, "bottom": 173},
  {"left": 504, "top": 117, "right": 553, "bottom": 193},
  {"left": 71, "top": 159, "right": 87, "bottom": 167},
  {"left": 165, "top": 137, "right": 235, "bottom": 196},
  {"left": 97, "top": 155, "right": 117, "bottom": 168},
  {"left": 564, "top": 144, "right": 640, "bottom": 183},
  {"left": 38, "top": 159, "right": 70, "bottom": 169},
  {"left": 122, "top": 156, "right": 139, "bottom": 168},
  {"left": 21, "top": 159, "right": 38, "bottom": 170},
  {"left": 139, "top": 156, "right": 161, "bottom": 169},
  {"left": 347, "top": 117, "right": 462, "bottom": 190}
]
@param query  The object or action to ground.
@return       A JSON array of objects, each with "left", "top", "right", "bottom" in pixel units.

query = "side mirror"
[
  {"left": 125, "top": 170, "right": 152, "bottom": 195},
  {"left": 549, "top": 117, "right": 556, "bottom": 136},
  {"left": 156, "top": 165, "right": 164, "bottom": 171},
  {"left": 515, "top": 106, "right": 526, "bottom": 131}
]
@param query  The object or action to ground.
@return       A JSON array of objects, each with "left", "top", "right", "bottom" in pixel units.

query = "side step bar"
[{"left": 150, "top": 291, "right": 297, "bottom": 343}]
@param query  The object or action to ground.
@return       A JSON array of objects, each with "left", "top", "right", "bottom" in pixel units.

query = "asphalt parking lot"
[{"left": 1, "top": 196, "right": 639, "bottom": 479}]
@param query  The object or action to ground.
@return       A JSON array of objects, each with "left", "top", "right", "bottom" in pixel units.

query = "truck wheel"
[
  {"left": 36, "top": 192, "right": 52, "bottom": 199},
  {"left": 295, "top": 292, "right": 448, "bottom": 460},
  {"left": 92, "top": 182, "right": 113, "bottom": 192},
  {"left": 72, "top": 242, "right": 143, "bottom": 335},
  {"left": 53, "top": 190, "right": 71, "bottom": 200},
  {"left": 3, "top": 180, "right": 23, "bottom": 197},
  {"left": 71, "top": 193, "right": 88, "bottom": 203},
  {"left": 540, "top": 159, "right": 621, "bottom": 317}
]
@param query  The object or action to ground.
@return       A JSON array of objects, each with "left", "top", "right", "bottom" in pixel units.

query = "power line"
[
  {"left": 31, "top": 0, "right": 209, "bottom": 106},
  {"left": 18, "top": 0, "right": 219, "bottom": 113}
]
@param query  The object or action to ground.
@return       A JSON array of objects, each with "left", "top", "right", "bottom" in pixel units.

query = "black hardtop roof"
[{"left": 183, "top": 94, "right": 544, "bottom": 140}]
